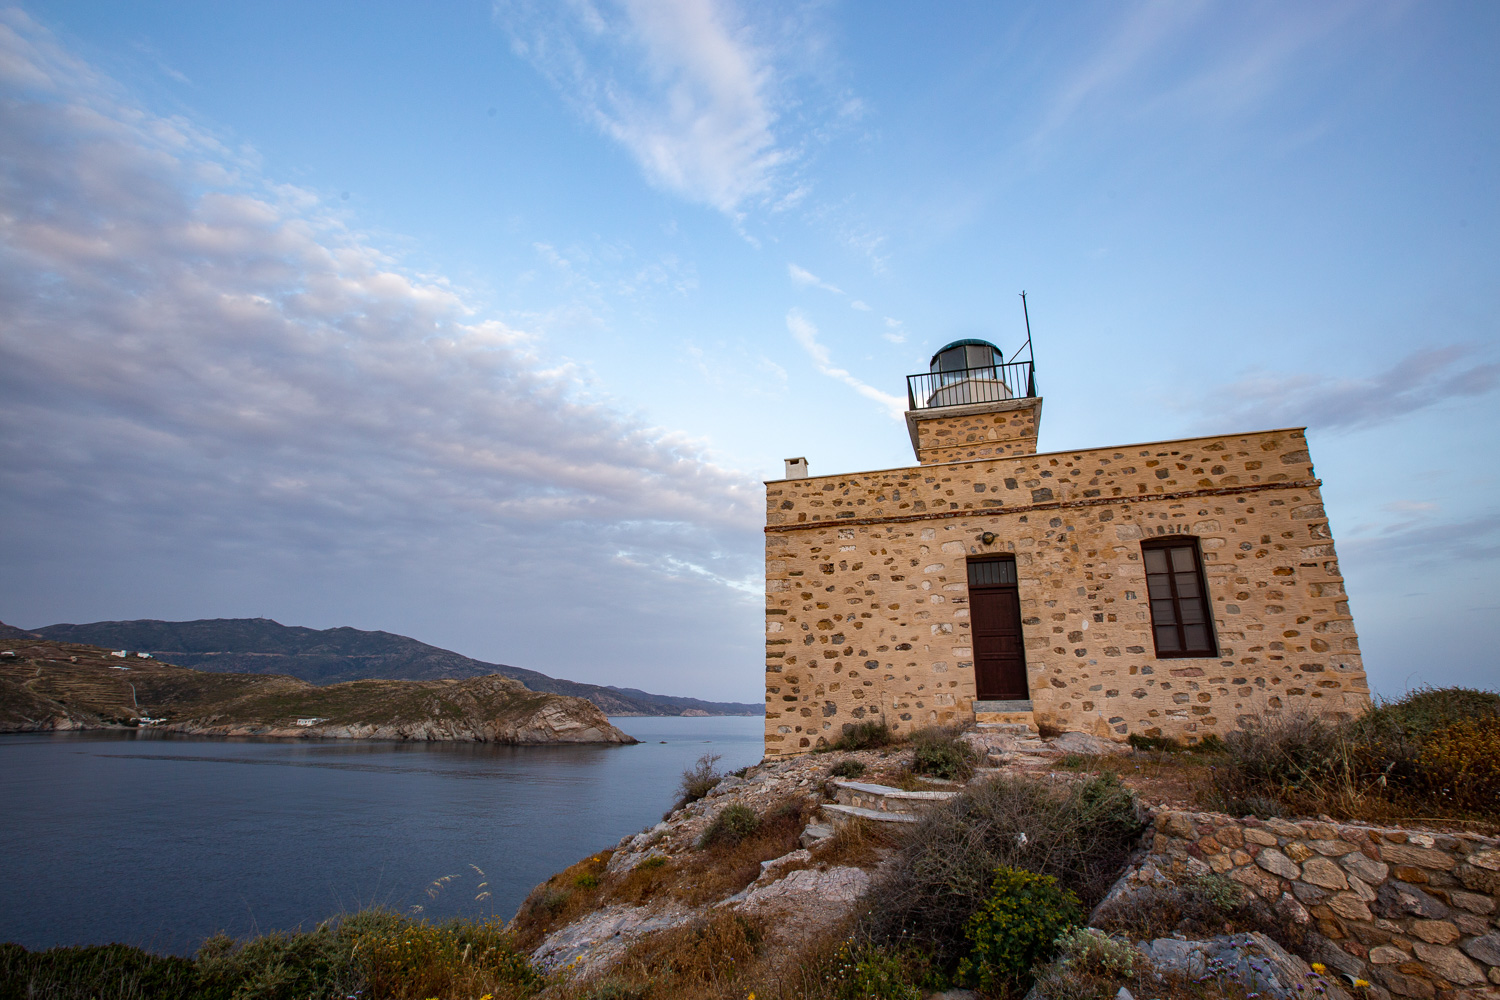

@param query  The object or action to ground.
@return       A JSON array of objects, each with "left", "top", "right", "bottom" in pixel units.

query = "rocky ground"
[
  {"left": 512, "top": 726, "right": 1500, "bottom": 1000},
  {"left": 517, "top": 727, "right": 1128, "bottom": 981}
]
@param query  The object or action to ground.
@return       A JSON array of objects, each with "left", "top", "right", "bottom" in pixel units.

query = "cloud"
[
  {"left": 786, "top": 310, "right": 904, "bottom": 419},
  {"left": 1340, "top": 510, "right": 1500, "bottom": 568},
  {"left": 0, "top": 11, "right": 763, "bottom": 699},
  {"left": 1199, "top": 347, "right": 1499, "bottom": 433},
  {"left": 787, "top": 262, "right": 842, "bottom": 295},
  {"left": 882, "top": 317, "right": 906, "bottom": 345},
  {"left": 849, "top": 300, "right": 870, "bottom": 312},
  {"left": 498, "top": 0, "right": 788, "bottom": 217},
  {"left": 1029, "top": 1, "right": 1371, "bottom": 152}
]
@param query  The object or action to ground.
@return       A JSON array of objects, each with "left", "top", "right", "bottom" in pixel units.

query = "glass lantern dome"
[
  {"left": 922, "top": 339, "right": 1012, "bottom": 406},
  {"left": 929, "top": 339, "right": 1003, "bottom": 374}
]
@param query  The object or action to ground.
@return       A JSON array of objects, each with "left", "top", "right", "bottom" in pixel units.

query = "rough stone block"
[
  {"left": 1410, "top": 921, "right": 1461, "bottom": 945},
  {"left": 1377, "top": 882, "right": 1451, "bottom": 920},
  {"left": 1327, "top": 892, "right": 1374, "bottom": 921},
  {"left": 1457, "top": 865, "right": 1500, "bottom": 895},
  {"left": 1344, "top": 853, "right": 1392, "bottom": 884},
  {"left": 1287, "top": 842, "right": 1315, "bottom": 862},
  {"left": 1450, "top": 891, "right": 1494, "bottom": 915},
  {"left": 1304, "top": 856, "right": 1352, "bottom": 890},
  {"left": 1383, "top": 844, "right": 1457, "bottom": 872},
  {"left": 1293, "top": 881, "right": 1331, "bottom": 904},
  {"left": 1246, "top": 827, "right": 1281, "bottom": 847},
  {"left": 1259, "top": 849, "right": 1302, "bottom": 879},
  {"left": 1468, "top": 850, "right": 1500, "bottom": 873},
  {"left": 1231, "top": 863, "right": 1285, "bottom": 899},
  {"left": 1411, "top": 943, "right": 1486, "bottom": 985},
  {"left": 1373, "top": 967, "right": 1435, "bottom": 999},
  {"left": 1311, "top": 839, "right": 1360, "bottom": 857},
  {"left": 1371, "top": 946, "right": 1413, "bottom": 965},
  {"left": 1460, "top": 933, "right": 1500, "bottom": 968}
]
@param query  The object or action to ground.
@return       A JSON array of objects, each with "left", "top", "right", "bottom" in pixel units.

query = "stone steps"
[
  {"left": 973, "top": 700, "right": 1037, "bottom": 730},
  {"left": 831, "top": 779, "right": 957, "bottom": 814},
  {"left": 820, "top": 803, "right": 920, "bottom": 825},
  {"left": 816, "top": 778, "right": 958, "bottom": 832}
]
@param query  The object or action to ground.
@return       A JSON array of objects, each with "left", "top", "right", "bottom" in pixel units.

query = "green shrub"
[
  {"left": 1191, "top": 872, "right": 1243, "bottom": 911},
  {"left": 574, "top": 871, "right": 600, "bottom": 889},
  {"left": 581, "top": 980, "right": 650, "bottom": 1000},
  {"left": 639, "top": 855, "right": 667, "bottom": 870},
  {"left": 1053, "top": 926, "right": 1137, "bottom": 978},
  {"left": 0, "top": 941, "right": 199, "bottom": 1000},
  {"left": 1127, "top": 732, "right": 1182, "bottom": 752},
  {"left": 1092, "top": 875, "right": 1301, "bottom": 953},
  {"left": 677, "top": 753, "right": 723, "bottom": 806},
  {"left": 829, "top": 720, "right": 895, "bottom": 752},
  {"left": 910, "top": 725, "right": 976, "bottom": 780},
  {"left": 868, "top": 773, "right": 1142, "bottom": 972},
  {"left": 698, "top": 803, "right": 761, "bottom": 848},
  {"left": 827, "top": 942, "right": 924, "bottom": 1000},
  {"left": 1354, "top": 686, "right": 1500, "bottom": 741},
  {"left": 830, "top": 759, "right": 867, "bottom": 778},
  {"left": 1209, "top": 687, "right": 1500, "bottom": 822},
  {"left": 956, "top": 867, "right": 1081, "bottom": 996}
]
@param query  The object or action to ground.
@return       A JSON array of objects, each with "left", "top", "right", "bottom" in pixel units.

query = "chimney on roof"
[{"left": 784, "top": 457, "right": 808, "bottom": 479}]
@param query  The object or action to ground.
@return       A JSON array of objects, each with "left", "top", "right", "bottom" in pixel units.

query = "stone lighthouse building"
[{"left": 763, "top": 339, "right": 1368, "bottom": 755}]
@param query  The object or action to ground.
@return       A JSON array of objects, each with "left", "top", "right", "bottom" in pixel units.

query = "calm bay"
[{"left": 0, "top": 716, "right": 764, "bottom": 955}]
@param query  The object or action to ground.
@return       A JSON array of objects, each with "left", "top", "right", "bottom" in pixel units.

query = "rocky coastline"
[{"left": 0, "top": 639, "right": 636, "bottom": 744}]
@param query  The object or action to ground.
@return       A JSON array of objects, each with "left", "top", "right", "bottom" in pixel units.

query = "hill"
[
  {"left": 19, "top": 618, "right": 762, "bottom": 716},
  {"left": 0, "top": 637, "right": 635, "bottom": 743}
]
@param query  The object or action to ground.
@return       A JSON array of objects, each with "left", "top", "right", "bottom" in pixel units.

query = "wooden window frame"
[
  {"left": 966, "top": 555, "right": 1018, "bottom": 587},
  {"left": 1140, "top": 537, "right": 1219, "bottom": 659}
]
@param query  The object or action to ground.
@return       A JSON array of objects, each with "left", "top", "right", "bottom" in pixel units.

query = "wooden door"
[{"left": 968, "top": 558, "right": 1028, "bottom": 700}]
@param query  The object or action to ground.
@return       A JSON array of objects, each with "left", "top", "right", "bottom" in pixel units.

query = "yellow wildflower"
[
  {"left": 1354, "top": 981, "right": 1370, "bottom": 989},
  {"left": 1311, "top": 963, "right": 1327, "bottom": 974}
]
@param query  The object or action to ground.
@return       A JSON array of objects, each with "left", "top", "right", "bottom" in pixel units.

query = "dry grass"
[
  {"left": 511, "top": 797, "right": 817, "bottom": 951},
  {"left": 573, "top": 910, "right": 765, "bottom": 1000},
  {"left": 810, "top": 816, "right": 900, "bottom": 870}
]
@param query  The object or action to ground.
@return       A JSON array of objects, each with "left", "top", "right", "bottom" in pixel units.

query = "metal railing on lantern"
[{"left": 905, "top": 359, "right": 1036, "bottom": 411}]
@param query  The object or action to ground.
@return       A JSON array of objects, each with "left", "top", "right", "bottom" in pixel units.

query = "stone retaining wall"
[{"left": 1139, "top": 810, "right": 1500, "bottom": 1000}]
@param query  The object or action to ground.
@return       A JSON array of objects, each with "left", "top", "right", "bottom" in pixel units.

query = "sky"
[{"left": 1, "top": 1, "right": 1496, "bottom": 703}]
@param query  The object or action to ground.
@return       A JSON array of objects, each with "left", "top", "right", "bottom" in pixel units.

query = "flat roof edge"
[{"left": 762, "top": 425, "right": 1310, "bottom": 485}]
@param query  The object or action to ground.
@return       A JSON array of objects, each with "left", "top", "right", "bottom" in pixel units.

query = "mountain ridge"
[
  {"left": 0, "top": 637, "right": 636, "bottom": 743},
  {"left": 10, "top": 618, "right": 762, "bottom": 717}
]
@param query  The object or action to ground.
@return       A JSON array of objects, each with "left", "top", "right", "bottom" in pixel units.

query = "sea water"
[{"left": 0, "top": 716, "right": 764, "bottom": 955}]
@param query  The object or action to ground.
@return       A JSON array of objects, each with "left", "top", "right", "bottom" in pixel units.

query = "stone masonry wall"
[
  {"left": 910, "top": 397, "right": 1042, "bottom": 464},
  {"left": 1139, "top": 810, "right": 1500, "bottom": 1000},
  {"left": 762, "top": 428, "right": 1368, "bottom": 754}
]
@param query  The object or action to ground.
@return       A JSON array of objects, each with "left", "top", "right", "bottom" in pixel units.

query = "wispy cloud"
[
  {"left": 786, "top": 310, "right": 904, "bottom": 419},
  {"left": 787, "top": 262, "right": 842, "bottom": 295},
  {"left": 1199, "top": 346, "right": 1499, "bottom": 433},
  {"left": 499, "top": 0, "right": 788, "bottom": 217},
  {"left": 0, "top": 11, "right": 762, "bottom": 697},
  {"left": 1341, "top": 510, "right": 1500, "bottom": 568},
  {"left": 1029, "top": 1, "right": 1371, "bottom": 153},
  {"left": 882, "top": 317, "right": 906, "bottom": 345}
]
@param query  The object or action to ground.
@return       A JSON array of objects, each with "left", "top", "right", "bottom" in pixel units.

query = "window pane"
[
  {"left": 1142, "top": 540, "right": 1216, "bottom": 658},
  {"left": 967, "top": 559, "right": 1016, "bottom": 586}
]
